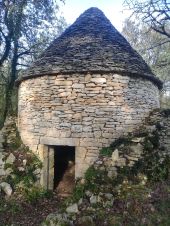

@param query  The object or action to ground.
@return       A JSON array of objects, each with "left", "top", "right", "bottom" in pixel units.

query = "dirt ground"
[
  {"left": 0, "top": 194, "right": 62, "bottom": 226},
  {"left": 0, "top": 161, "right": 76, "bottom": 226}
]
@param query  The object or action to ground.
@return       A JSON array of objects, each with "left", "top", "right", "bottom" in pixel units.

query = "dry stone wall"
[
  {"left": 146, "top": 110, "right": 170, "bottom": 155},
  {"left": 94, "top": 109, "right": 170, "bottom": 180},
  {"left": 18, "top": 73, "right": 160, "bottom": 177},
  {"left": 0, "top": 117, "right": 18, "bottom": 177},
  {"left": 0, "top": 131, "right": 5, "bottom": 176}
]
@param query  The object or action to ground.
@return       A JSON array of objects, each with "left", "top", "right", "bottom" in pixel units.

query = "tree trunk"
[{"left": 2, "top": 42, "right": 18, "bottom": 125}]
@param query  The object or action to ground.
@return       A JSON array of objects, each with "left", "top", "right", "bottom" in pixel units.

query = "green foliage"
[
  {"left": 4, "top": 151, "right": 42, "bottom": 192},
  {"left": 2, "top": 121, "right": 43, "bottom": 197},
  {"left": 108, "top": 128, "right": 169, "bottom": 184},
  {"left": 8, "top": 136, "right": 23, "bottom": 150},
  {"left": 162, "top": 109, "right": 170, "bottom": 117},
  {"left": 71, "top": 127, "right": 169, "bottom": 204},
  {"left": 26, "top": 152, "right": 43, "bottom": 172},
  {"left": 100, "top": 136, "right": 133, "bottom": 157},
  {"left": 143, "top": 138, "right": 154, "bottom": 151},
  {"left": 110, "top": 136, "right": 132, "bottom": 149},
  {"left": 71, "top": 167, "right": 111, "bottom": 202},
  {"left": 72, "top": 184, "right": 86, "bottom": 202},
  {"left": 4, "top": 150, "right": 42, "bottom": 189},
  {"left": 149, "top": 131, "right": 160, "bottom": 148},
  {"left": 0, "top": 197, "right": 22, "bottom": 214},
  {"left": 72, "top": 128, "right": 170, "bottom": 210},
  {"left": 95, "top": 181, "right": 170, "bottom": 226},
  {"left": 7, "top": 128, "right": 25, "bottom": 151},
  {"left": 84, "top": 166, "right": 99, "bottom": 181},
  {"left": 71, "top": 167, "right": 100, "bottom": 202},
  {"left": 153, "top": 199, "right": 170, "bottom": 225},
  {"left": 84, "top": 166, "right": 109, "bottom": 193},
  {"left": 23, "top": 187, "right": 53, "bottom": 204},
  {"left": 155, "top": 122, "right": 163, "bottom": 131},
  {"left": 113, "top": 130, "right": 170, "bottom": 184},
  {"left": 134, "top": 132, "right": 170, "bottom": 182},
  {"left": 100, "top": 147, "right": 113, "bottom": 157},
  {"left": 117, "top": 181, "right": 150, "bottom": 200},
  {"left": 136, "top": 153, "right": 170, "bottom": 182}
]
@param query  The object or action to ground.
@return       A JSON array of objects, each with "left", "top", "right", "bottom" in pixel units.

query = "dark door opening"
[{"left": 54, "top": 145, "right": 75, "bottom": 194}]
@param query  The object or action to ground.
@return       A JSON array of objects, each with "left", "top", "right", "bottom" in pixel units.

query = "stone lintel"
[{"left": 40, "top": 137, "right": 80, "bottom": 146}]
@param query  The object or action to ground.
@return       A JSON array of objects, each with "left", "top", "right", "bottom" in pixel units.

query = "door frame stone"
[{"left": 40, "top": 138, "right": 79, "bottom": 189}]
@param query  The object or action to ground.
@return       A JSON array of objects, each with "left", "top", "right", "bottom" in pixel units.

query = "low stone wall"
[
  {"left": 146, "top": 109, "right": 170, "bottom": 155},
  {"left": 0, "top": 117, "right": 18, "bottom": 177},
  {"left": 0, "top": 131, "right": 5, "bottom": 176},
  {"left": 18, "top": 73, "right": 160, "bottom": 179},
  {"left": 93, "top": 109, "right": 170, "bottom": 180},
  {"left": 0, "top": 116, "right": 21, "bottom": 176},
  {"left": 101, "top": 109, "right": 170, "bottom": 173}
]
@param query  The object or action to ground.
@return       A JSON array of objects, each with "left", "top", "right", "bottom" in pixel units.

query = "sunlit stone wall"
[{"left": 18, "top": 73, "right": 160, "bottom": 177}]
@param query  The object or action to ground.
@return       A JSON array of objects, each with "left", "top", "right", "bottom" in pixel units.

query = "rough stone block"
[
  {"left": 58, "top": 92, "right": 71, "bottom": 97},
  {"left": 71, "top": 125, "right": 83, "bottom": 133},
  {"left": 80, "top": 138, "right": 97, "bottom": 147},
  {"left": 84, "top": 73, "right": 91, "bottom": 82},
  {"left": 55, "top": 80, "right": 72, "bottom": 86},
  {"left": 72, "top": 83, "right": 85, "bottom": 89},
  {"left": 6, "top": 153, "right": 16, "bottom": 164},
  {"left": 91, "top": 78, "right": 106, "bottom": 83},
  {"left": 40, "top": 137, "right": 80, "bottom": 146}
]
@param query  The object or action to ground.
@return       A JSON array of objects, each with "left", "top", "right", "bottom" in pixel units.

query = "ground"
[
  {"left": 0, "top": 193, "right": 61, "bottom": 226},
  {"left": 0, "top": 180, "right": 169, "bottom": 226},
  {"left": 0, "top": 113, "right": 170, "bottom": 225}
]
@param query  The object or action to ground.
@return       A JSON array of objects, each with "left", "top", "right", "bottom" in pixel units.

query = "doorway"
[{"left": 54, "top": 145, "right": 75, "bottom": 195}]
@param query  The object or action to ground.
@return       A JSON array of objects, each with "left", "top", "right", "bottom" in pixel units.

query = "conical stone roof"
[{"left": 17, "top": 7, "right": 162, "bottom": 88}]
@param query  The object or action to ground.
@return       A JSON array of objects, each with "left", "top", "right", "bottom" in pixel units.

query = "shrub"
[
  {"left": 72, "top": 184, "right": 86, "bottom": 202},
  {"left": 110, "top": 136, "right": 132, "bottom": 149},
  {"left": 4, "top": 152, "right": 42, "bottom": 189},
  {"left": 100, "top": 147, "right": 113, "bottom": 157},
  {"left": 23, "top": 187, "right": 53, "bottom": 204}
]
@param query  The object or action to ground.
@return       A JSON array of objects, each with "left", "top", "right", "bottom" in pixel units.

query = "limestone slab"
[{"left": 40, "top": 137, "right": 80, "bottom": 146}]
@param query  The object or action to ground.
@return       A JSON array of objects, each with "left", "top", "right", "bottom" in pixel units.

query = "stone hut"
[{"left": 17, "top": 8, "right": 162, "bottom": 190}]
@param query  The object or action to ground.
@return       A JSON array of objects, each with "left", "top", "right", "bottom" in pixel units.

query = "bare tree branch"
[{"left": 124, "top": 0, "right": 170, "bottom": 38}]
